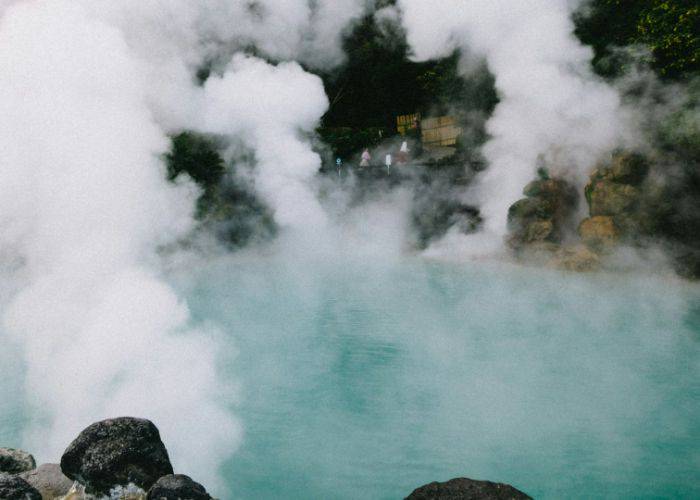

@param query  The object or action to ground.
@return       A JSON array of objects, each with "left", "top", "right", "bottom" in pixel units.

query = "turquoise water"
[
  {"left": 183, "top": 256, "right": 699, "bottom": 499},
  {"left": 2, "top": 255, "right": 699, "bottom": 499}
]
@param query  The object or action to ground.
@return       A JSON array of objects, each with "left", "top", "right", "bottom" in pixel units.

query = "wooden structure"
[
  {"left": 396, "top": 113, "right": 421, "bottom": 136},
  {"left": 396, "top": 113, "right": 462, "bottom": 148},
  {"left": 420, "top": 115, "right": 462, "bottom": 147}
]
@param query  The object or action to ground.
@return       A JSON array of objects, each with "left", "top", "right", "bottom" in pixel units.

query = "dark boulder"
[
  {"left": 406, "top": 477, "right": 532, "bottom": 500},
  {"left": 0, "top": 474, "right": 42, "bottom": 500},
  {"left": 147, "top": 474, "right": 212, "bottom": 500},
  {"left": 0, "top": 448, "right": 36, "bottom": 474},
  {"left": 19, "top": 463, "right": 73, "bottom": 498},
  {"left": 60, "top": 417, "right": 173, "bottom": 495}
]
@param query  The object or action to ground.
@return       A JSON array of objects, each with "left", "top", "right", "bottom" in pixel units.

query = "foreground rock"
[
  {"left": 0, "top": 447, "right": 36, "bottom": 474},
  {"left": 0, "top": 473, "right": 42, "bottom": 499},
  {"left": 406, "top": 477, "right": 532, "bottom": 500},
  {"left": 60, "top": 417, "right": 173, "bottom": 495},
  {"left": 20, "top": 463, "right": 73, "bottom": 499},
  {"left": 147, "top": 474, "right": 212, "bottom": 500}
]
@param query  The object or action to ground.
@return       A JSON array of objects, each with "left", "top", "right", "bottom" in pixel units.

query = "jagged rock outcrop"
[
  {"left": 20, "top": 463, "right": 73, "bottom": 499},
  {"left": 147, "top": 474, "right": 212, "bottom": 500},
  {"left": 406, "top": 477, "right": 532, "bottom": 500},
  {"left": 580, "top": 152, "right": 656, "bottom": 244},
  {"left": 0, "top": 447, "right": 36, "bottom": 474},
  {"left": 508, "top": 177, "right": 578, "bottom": 250},
  {"left": 60, "top": 417, "right": 173, "bottom": 495},
  {"left": 0, "top": 473, "right": 42, "bottom": 499}
]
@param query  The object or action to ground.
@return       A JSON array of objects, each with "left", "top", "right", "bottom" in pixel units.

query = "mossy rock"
[
  {"left": 524, "top": 219, "right": 554, "bottom": 243},
  {"left": 589, "top": 181, "right": 640, "bottom": 216},
  {"left": 579, "top": 216, "right": 619, "bottom": 251},
  {"left": 507, "top": 198, "right": 553, "bottom": 227}
]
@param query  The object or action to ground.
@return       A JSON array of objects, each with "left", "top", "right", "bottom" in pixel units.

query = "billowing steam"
[
  {"left": 0, "top": 0, "right": 239, "bottom": 490},
  {"left": 0, "top": 0, "right": 372, "bottom": 493},
  {"left": 396, "top": 0, "right": 629, "bottom": 244},
  {"left": 199, "top": 55, "right": 330, "bottom": 230}
]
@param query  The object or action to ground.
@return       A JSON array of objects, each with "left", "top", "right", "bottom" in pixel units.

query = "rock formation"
[
  {"left": 406, "top": 477, "right": 532, "bottom": 500},
  {"left": 19, "top": 463, "right": 73, "bottom": 499},
  {"left": 0, "top": 473, "right": 42, "bottom": 499},
  {"left": 0, "top": 447, "right": 36, "bottom": 474},
  {"left": 580, "top": 152, "right": 655, "bottom": 247},
  {"left": 60, "top": 417, "right": 174, "bottom": 495},
  {"left": 507, "top": 176, "right": 578, "bottom": 250},
  {"left": 147, "top": 474, "right": 212, "bottom": 500}
]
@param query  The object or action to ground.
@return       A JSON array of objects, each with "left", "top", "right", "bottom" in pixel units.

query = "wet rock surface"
[
  {"left": 406, "top": 477, "right": 532, "bottom": 500},
  {"left": 0, "top": 473, "right": 42, "bottom": 499},
  {"left": 60, "top": 417, "right": 173, "bottom": 495},
  {"left": 0, "top": 447, "right": 36, "bottom": 474},
  {"left": 20, "top": 463, "right": 73, "bottom": 499},
  {"left": 147, "top": 474, "right": 212, "bottom": 500}
]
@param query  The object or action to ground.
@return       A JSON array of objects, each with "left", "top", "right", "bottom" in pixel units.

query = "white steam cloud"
[
  {"left": 199, "top": 55, "right": 330, "bottom": 230},
  {"left": 0, "top": 0, "right": 239, "bottom": 491},
  {"left": 397, "top": 0, "right": 630, "bottom": 243},
  {"left": 0, "top": 0, "right": 371, "bottom": 494}
]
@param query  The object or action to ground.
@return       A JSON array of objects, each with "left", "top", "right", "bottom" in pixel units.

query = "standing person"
[
  {"left": 398, "top": 141, "right": 409, "bottom": 165},
  {"left": 385, "top": 153, "right": 392, "bottom": 174},
  {"left": 336, "top": 157, "right": 342, "bottom": 179},
  {"left": 360, "top": 149, "right": 371, "bottom": 167}
]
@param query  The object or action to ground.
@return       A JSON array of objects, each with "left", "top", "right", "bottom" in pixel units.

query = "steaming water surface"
[
  {"left": 2, "top": 256, "right": 699, "bottom": 499},
  {"left": 185, "top": 256, "right": 698, "bottom": 499}
]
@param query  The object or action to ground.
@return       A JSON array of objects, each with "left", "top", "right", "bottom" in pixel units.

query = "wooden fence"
[{"left": 396, "top": 113, "right": 462, "bottom": 148}]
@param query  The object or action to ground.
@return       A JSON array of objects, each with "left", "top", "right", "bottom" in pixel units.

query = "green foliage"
[
  {"left": 319, "top": 14, "right": 497, "bottom": 134},
  {"left": 636, "top": 1, "right": 700, "bottom": 78},
  {"left": 575, "top": 0, "right": 700, "bottom": 79},
  {"left": 165, "top": 132, "right": 225, "bottom": 189},
  {"left": 164, "top": 131, "right": 277, "bottom": 246}
]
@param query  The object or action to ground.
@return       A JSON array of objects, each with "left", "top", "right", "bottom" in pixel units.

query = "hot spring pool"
[
  {"left": 185, "top": 256, "right": 699, "bottom": 499},
  {"left": 2, "top": 256, "right": 699, "bottom": 498}
]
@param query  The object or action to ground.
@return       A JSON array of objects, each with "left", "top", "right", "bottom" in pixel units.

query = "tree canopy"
[{"left": 575, "top": 0, "right": 699, "bottom": 79}]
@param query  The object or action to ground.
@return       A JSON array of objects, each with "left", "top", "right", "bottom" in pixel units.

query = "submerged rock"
[
  {"left": 20, "top": 463, "right": 73, "bottom": 499},
  {"left": 0, "top": 473, "right": 42, "bottom": 499},
  {"left": 147, "top": 474, "right": 212, "bottom": 500},
  {"left": 406, "top": 477, "right": 532, "bottom": 500},
  {"left": 0, "top": 447, "right": 36, "bottom": 474},
  {"left": 60, "top": 417, "right": 173, "bottom": 495}
]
